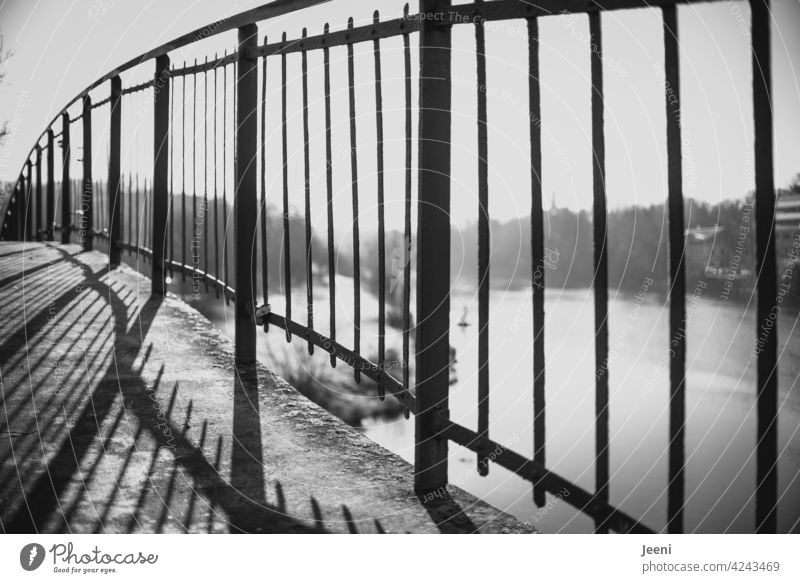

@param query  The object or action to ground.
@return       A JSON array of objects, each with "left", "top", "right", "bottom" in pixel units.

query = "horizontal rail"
[
  {"left": 165, "top": 259, "right": 236, "bottom": 301},
  {"left": 257, "top": 15, "right": 419, "bottom": 56},
  {"left": 446, "top": 0, "right": 729, "bottom": 22},
  {"left": 439, "top": 420, "right": 653, "bottom": 533},
  {"left": 121, "top": 80, "right": 155, "bottom": 95},
  {"left": 171, "top": 53, "right": 237, "bottom": 77},
  {"left": 264, "top": 312, "right": 417, "bottom": 413}
]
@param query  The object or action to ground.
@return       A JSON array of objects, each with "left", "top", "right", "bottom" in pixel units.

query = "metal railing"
[{"left": 0, "top": 0, "right": 781, "bottom": 534}]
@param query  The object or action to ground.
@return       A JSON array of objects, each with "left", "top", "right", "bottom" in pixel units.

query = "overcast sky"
[{"left": 1, "top": 0, "right": 799, "bottom": 228}]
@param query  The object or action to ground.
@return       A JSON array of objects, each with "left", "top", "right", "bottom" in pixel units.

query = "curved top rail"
[{"left": 16, "top": 0, "right": 330, "bottom": 181}]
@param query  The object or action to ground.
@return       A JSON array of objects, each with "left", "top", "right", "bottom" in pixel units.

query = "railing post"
[
  {"left": 152, "top": 55, "right": 170, "bottom": 294},
  {"left": 61, "top": 112, "right": 71, "bottom": 244},
  {"left": 82, "top": 95, "right": 93, "bottom": 251},
  {"left": 235, "top": 23, "right": 259, "bottom": 366},
  {"left": 414, "top": 0, "right": 452, "bottom": 495},
  {"left": 25, "top": 160, "right": 33, "bottom": 242},
  {"left": 46, "top": 129, "right": 55, "bottom": 240},
  {"left": 109, "top": 76, "right": 123, "bottom": 267},
  {"left": 35, "top": 146, "right": 42, "bottom": 241}
]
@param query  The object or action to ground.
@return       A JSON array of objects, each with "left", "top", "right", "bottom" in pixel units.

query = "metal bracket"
[{"left": 255, "top": 303, "right": 271, "bottom": 326}]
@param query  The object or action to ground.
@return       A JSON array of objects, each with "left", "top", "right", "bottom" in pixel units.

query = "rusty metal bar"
[
  {"left": 121, "top": 80, "right": 156, "bottom": 96},
  {"left": 223, "top": 56, "right": 230, "bottom": 299},
  {"left": 126, "top": 173, "right": 132, "bottom": 251},
  {"left": 751, "top": 0, "right": 778, "bottom": 534},
  {"left": 182, "top": 67, "right": 188, "bottom": 281},
  {"left": 46, "top": 130, "right": 55, "bottom": 240},
  {"left": 402, "top": 3, "right": 412, "bottom": 417},
  {"left": 439, "top": 420, "right": 653, "bottom": 533},
  {"left": 347, "top": 17, "right": 361, "bottom": 383},
  {"left": 302, "top": 28, "right": 314, "bottom": 354},
  {"left": 109, "top": 76, "right": 123, "bottom": 266},
  {"left": 323, "top": 23, "right": 337, "bottom": 368},
  {"left": 260, "top": 41, "right": 269, "bottom": 324},
  {"left": 414, "top": 0, "right": 452, "bottom": 495},
  {"left": 235, "top": 23, "right": 259, "bottom": 366},
  {"left": 589, "top": 11, "right": 610, "bottom": 533},
  {"left": 169, "top": 68, "right": 175, "bottom": 274},
  {"left": 204, "top": 57, "right": 210, "bottom": 293},
  {"left": 171, "top": 53, "right": 237, "bottom": 77},
  {"left": 153, "top": 54, "right": 171, "bottom": 294},
  {"left": 61, "top": 112, "right": 71, "bottom": 244},
  {"left": 264, "top": 312, "right": 416, "bottom": 413},
  {"left": 193, "top": 60, "right": 198, "bottom": 279},
  {"left": 475, "top": 0, "right": 490, "bottom": 477},
  {"left": 35, "top": 147, "right": 42, "bottom": 241},
  {"left": 81, "top": 96, "right": 93, "bottom": 251},
  {"left": 374, "top": 10, "right": 387, "bottom": 393},
  {"left": 25, "top": 161, "right": 32, "bottom": 241},
  {"left": 259, "top": 15, "right": 419, "bottom": 57},
  {"left": 215, "top": 54, "right": 222, "bottom": 299},
  {"left": 663, "top": 5, "right": 686, "bottom": 534},
  {"left": 528, "top": 15, "right": 546, "bottom": 508},
  {"left": 281, "top": 32, "right": 293, "bottom": 342},
  {"left": 135, "top": 173, "right": 140, "bottom": 252}
]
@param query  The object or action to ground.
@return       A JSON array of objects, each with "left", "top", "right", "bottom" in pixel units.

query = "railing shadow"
[{"left": 0, "top": 244, "right": 403, "bottom": 533}]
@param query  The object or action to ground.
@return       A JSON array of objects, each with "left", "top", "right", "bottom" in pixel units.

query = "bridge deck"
[{"left": 0, "top": 243, "right": 524, "bottom": 534}]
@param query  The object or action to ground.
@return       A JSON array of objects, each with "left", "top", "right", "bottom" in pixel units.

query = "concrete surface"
[{"left": 0, "top": 242, "right": 528, "bottom": 533}]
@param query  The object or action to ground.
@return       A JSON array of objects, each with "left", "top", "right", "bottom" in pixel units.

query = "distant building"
[{"left": 776, "top": 192, "right": 800, "bottom": 257}]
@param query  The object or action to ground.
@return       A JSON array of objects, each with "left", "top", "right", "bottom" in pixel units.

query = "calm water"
[
  {"left": 188, "top": 277, "right": 800, "bottom": 533},
  {"left": 361, "top": 286, "right": 800, "bottom": 533}
]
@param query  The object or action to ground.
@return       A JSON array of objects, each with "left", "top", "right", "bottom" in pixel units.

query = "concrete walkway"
[{"left": 0, "top": 243, "right": 526, "bottom": 534}]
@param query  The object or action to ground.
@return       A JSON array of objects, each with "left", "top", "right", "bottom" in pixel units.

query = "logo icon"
[{"left": 20, "top": 543, "right": 46, "bottom": 571}]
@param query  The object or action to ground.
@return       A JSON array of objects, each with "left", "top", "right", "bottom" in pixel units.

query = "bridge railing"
[{"left": 1, "top": 0, "right": 781, "bottom": 534}]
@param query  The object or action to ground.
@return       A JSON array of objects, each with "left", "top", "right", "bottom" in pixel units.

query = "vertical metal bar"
[
  {"left": 260, "top": 43, "right": 269, "bottom": 326},
  {"left": 223, "top": 55, "right": 230, "bottom": 300},
  {"left": 302, "top": 28, "right": 314, "bottom": 354},
  {"left": 324, "top": 23, "right": 337, "bottom": 367},
  {"left": 374, "top": 10, "right": 387, "bottom": 391},
  {"left": 415, "top": 0, "right": 452, "bottom": 494},
  {"left": 135, "top": 173, "right": 140, "bottom": 252},
  {"left": 82, "top": 95, "right": 93, "bottom": 251},
  {"left": 61, "top": 113, "right": 71, "bottom": 244},
  {"left": 182, "top": 66, "right": 188, "bottom": 280},
  {"left": 589, "top": 11, "right": 610, "bottom": 533},
  {"left": 663, "top": 5, "right": 686, "bottom": 534},
  {"left": 204, "top": 57, "right": 210, "bottom": 292},
  {"left": 215, "top": 54, "right": 221, "bottom": 298},
  {"left": 402, "top": 3, "right": 412, "bottom": 416},
  {"left": 235, "top": 23, "right": 259, "bottom": 366},
  {"left": 281, "top": 32, "right": 293, "bottom": 341},
  {"left": 109, "top": 76, "right": 123, "bottom": 266},
  {"left": 153, "top": 54, "right": 171, "bottom": 295},
  {"left": 475, "top": 1, "right": 490, "bottom": 476},
  {"left": 25, "top": 161, "right": 33, "bottom": 241},
  {"left": 35, "top": 146, "right": 42, "bottom": 242},
  {"left": 347, "top": 17, "right": 361, "bottom": 382},
  {"left": 751, "top": 0, "right": 778, "bottom": 534},
  {"left": 127, "top": 173, "right": 132, "bottom": 251},
  {"left": 46, "top": 130, "right": 55, "bottom": 240},
  {"left": 193, "top": 60, "right": 198, "bottom": 281},
  {"left": 170, "top": 68, "right": 175, "bottom": 274},
  {"left": 528, "top": 15, "right": 546, "bottom": 508}
]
